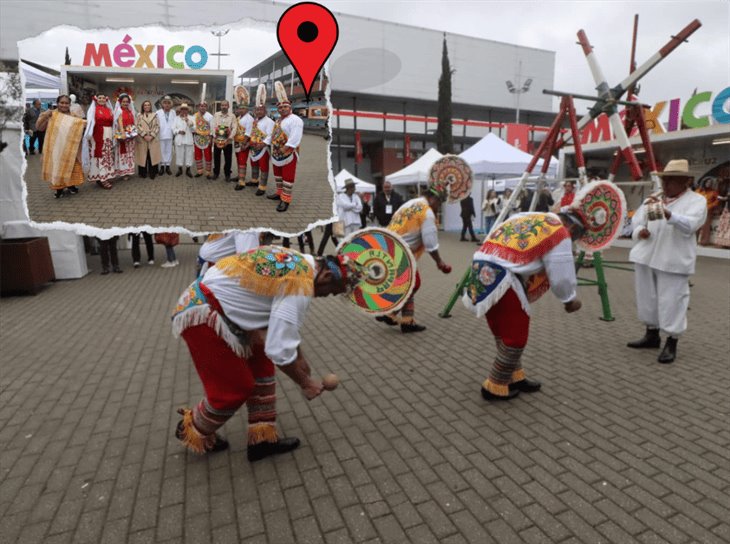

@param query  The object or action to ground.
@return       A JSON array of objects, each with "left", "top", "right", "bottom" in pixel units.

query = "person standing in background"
[
  {"left": 373, "top": 181, "right": 404, "bottom": 226},
  {"left": 460, "top": 195, "right": 478, "bottom": 242},
  {"left": 136, "top": 100, "right": 161, "bottom": 180},
  {"left": 173, "top": 103, "right": 195, "bottom": 178},
  {"left": 156, "top": 95, "right": 177, "bottom": 176}
]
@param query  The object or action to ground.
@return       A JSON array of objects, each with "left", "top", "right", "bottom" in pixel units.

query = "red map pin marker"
[{"left": 277, "top": 2, "right": 339, "bottom": 101}]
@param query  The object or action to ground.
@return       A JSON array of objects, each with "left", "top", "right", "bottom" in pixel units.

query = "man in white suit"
[
  {"left": 627, "top": 159, "right": 707, "bottom": 364},
  {"left": 156, "top": 95, "right": 177, "bottom": 175}
]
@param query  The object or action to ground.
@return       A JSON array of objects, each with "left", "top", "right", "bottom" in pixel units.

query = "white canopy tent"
[
  {"left": 385, "top": 148, "right": 443, "bottom": 186},
  {"left": 334, "top": 169, "right": 376, "bottom": 193},
  {"left": 459, "top": 133, "right": 557, "bottom": 177},
  {"left": 22, "top": 61, "right": 60, "bottom": 90},
  {"left": 441, "top": 134, "right": 558, "bottom": 233}
]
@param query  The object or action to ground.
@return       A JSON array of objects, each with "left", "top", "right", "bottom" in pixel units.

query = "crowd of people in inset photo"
[{"left": 28, "top": 82, "right": 304, "bottom": 212}]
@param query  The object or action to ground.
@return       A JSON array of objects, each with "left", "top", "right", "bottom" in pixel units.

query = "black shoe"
[
  {"left": 195, "top": 172, "right": 203, "bottom": 178},
  {"left": 267, "top": 193, "right": 281, "bottom": 201},
  {"left": 658, "top": 337, "right": 677, "bottom": 364},
  {"left": 54, "top": 189, "right": 65, "bottom": 199},
  {"left": 225, "top": 175, "right": 232, "bottom": 182},
  {"left": 166, "top": 166, "right": 172, "bottom": 175},
  {"left": 234, "top": 183, "right": 245, "bottom": 191},
  {"left": 68, "top": 186, "right": 79, "bottom": 195},
  {"left": 276, "top": 201, "right": 289, "bottom": 212},
  {"left": 150, "top": 173, "right": 156, "bottom": 180},
  {"left": 159, "top": 166, "right": 165, "bottom": 175},
  {"left": 401, "top": 323, "right": 426, "bottom": 334},
  {"left": 140, "top": 172, "right": 147, "bottom": 179},
  {"left": 175, "top": 167, "right": 182, "bottom": 177},
  {"left": 459, "top": 238, "right": 467, "bottom": 242},
  {"left": 112, "top": 266, "right": 123, "bottom": 274},
  {"left": 509, "top": 378, "right": 542, "bottom": 393},
  {"left": 471, "top": 238, "right": 479, "bottom": 242},
  {"left": 208, "top": 175, "right": 218, "bottom": 181},
  {"left": 247, "top": 437, "right": 300, "bottom": 462},
  {"left": 101, "top": 268, "right": 109, "bottom": 275},
  {"left": 627, "top": 327, "right": 661, "bottom": 349},
  {"left": 246, "top": 181, "right": 258, "bottom": 187},
  {"left": 255, "top": 189, "right": 266, "bottom": 196},
  {"left": 375, "top": 315, "right": 398, "bottom": 326},
  {"left": 175, "top": 420, "right": 229, "bottom": 453},
  {"left": 481, "top": 387, "right": 520, "bottom": 401},
  {"left": 186, "top": 167, "right": 193, "bottom": 178}
]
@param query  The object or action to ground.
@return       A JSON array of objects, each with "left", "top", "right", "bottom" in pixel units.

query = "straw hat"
[
  {"left": 658, "top": 159, "right": 693, "bottom": 179},
  {"left": 178, "top": 103, "right": 190, "bottom": 110}
]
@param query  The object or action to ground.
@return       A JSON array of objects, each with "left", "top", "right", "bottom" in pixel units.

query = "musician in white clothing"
[
  {"left": 628, "top": 159, "right": 707, "bottom": 364},
  {"left": 336, "top": 180, "right": 364, "bottom": 236},
  {"left": 156, "top": 95, "right": 177, "bottom": 175}
]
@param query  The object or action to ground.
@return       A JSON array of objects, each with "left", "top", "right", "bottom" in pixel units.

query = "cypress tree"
[
  {"left": 64, "top": 47, "right": 71, "bottom": 65},
  {"left": 436, "top": 34, "right": 454, "bottom": 154}
]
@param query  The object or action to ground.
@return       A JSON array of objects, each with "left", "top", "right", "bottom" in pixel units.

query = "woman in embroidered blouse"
[
  {"left": 82, "top": 94, "right": 116, "bottom": 189},
  {"left": 136, "top": 100, "right": 161, "bottom": 179},
  {"left": 114, "top": 93, "right": 136, "bottom": 181}
]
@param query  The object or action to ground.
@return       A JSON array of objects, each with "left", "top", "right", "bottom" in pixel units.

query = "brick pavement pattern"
[
  {"left": 1, "top": 237, "right": 729, "bottom": 543},
  {"left": 23, "top": 133, "right": 333, "bottom": 234}
]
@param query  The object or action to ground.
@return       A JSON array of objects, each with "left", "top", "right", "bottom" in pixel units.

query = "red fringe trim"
[{"left": 482, "top": 228, "right": 569, "bottom": 265}]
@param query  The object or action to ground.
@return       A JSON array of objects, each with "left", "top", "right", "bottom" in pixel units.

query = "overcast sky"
[{"left": 18, "top": 0, "right": 729, "bottom": 114}]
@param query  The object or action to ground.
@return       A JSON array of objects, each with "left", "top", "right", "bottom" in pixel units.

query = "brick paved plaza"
[
  {"left": 23, "top": 133, "right": 333, "bottom": 234},
  {"left": 1, "top": 236, "right": 729, "bottom": 543}
]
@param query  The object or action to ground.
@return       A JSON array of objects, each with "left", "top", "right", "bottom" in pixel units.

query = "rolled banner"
[{"left": 336, "top": 227, "right": 417, "bottom": 316}]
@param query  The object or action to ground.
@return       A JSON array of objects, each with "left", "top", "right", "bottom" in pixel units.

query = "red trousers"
[
  {"left": 273, "top": 154, "right": 298, "bottom": 203},
  {"left": 236, "top": 147, "right": 250, "bottom": 177},
  {"left": 486, "top": 288, "right": 530, "bottom": 348},
  {"left": 194, "top": 146, "right": 212, "bottom": 173},
  {"left": 181, "top": 324, "right": 274, "bottom": 412}
]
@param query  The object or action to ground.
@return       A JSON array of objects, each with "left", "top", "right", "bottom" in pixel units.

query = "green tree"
[
  {"left": 64, "top": 47, "right": 71, "bottom": 65},
  {"left": 436, "top": 34, "right": 454, "bottom": 154}
]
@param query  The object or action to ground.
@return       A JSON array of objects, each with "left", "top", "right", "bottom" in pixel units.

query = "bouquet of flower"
[
  {"left": 214, "top": 125, "right": 230, "bottom": 148},
  {"left": 115, "top": 125, "right": 138, "bottom": 140}
]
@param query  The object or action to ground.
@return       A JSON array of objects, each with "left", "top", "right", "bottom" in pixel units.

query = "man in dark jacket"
[
  {"left": 373, "top": 181, "right": 404, "bottom": 226},
  {"left": 460, "top": 195, "right": 479, "bottom": 242}
]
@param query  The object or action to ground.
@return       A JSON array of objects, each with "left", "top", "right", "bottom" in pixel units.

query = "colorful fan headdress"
[
  {"left": 427, "top": 154, "right": 473, "bottom": 203},
  {"left": 255, "top": 84, "right": 267, "bottom": 108},
  {"left": 335, "top": 228, "right": 418, "bottom": 315},
  {"left": 569, "top": 180, "right": 627, "bottom": 251},
  {"left": 234, "top": 85, "right": 250, "bottom": 108},
  {"left": 274, "top": 81, "right": 290, "bottom": 105}
]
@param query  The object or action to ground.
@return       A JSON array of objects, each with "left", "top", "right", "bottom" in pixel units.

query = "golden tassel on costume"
[
  {"left": 176, "top": 408, "right": 208, "bottom": 454},
  {"left": 247, "top": 423, "right": 279, "bottom": 445},
  {"left": 511, "top": 369, "right": 526, "bottom": 383},
  {"left": 399, "top": 316, "right": 414, "bottom": 325},
  {"left": 483, "top": 378, "right": 510, "bottom": 397}
]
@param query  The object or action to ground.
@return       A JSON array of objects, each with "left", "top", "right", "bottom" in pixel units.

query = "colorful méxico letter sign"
[{"left": 83, "top": 35, "right": 208, "bottom": 70}]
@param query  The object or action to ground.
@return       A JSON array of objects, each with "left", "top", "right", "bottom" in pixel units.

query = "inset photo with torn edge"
[{"left": 18, "top": 22, "right": 334, "bottom": 236}]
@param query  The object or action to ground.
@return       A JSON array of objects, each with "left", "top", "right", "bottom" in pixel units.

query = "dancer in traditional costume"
[
  {"left": 463, "top": 181, "right": 625, "bottom": 400},
  {"left": 627, "top": 160, "right": 707, "bottom": 363},
  {"left": 192, "top": 102, "right": 214, "bottom": 178},
  {"left": 197, "top": 231, "right": 260, "bottom": 277},
  {"left": 113, "top": 93, "right": 137, "bottom": 180},
  {"left": 233, "top": 87, "right": 254, "bottom": 190},
  {"left": 171, "top": 246, "right": 361, "bottom": 461},
  {"left": 268, "top": 82, "right": 303, "bottom": 212},
  {"left": 379, "top": 155, "right": 472, "bottom": 333},
  {"left": 249, "top": 85, "right": 275, "bottom": 197},
  {"left": 82, "top": 94, "right": 116, "bottom": 189},
  {"left": 36, "top": 95, "right": 86, "bottom": 198},
  {"left": 156, "top": 95, "right": 176, "bottom": 176}
]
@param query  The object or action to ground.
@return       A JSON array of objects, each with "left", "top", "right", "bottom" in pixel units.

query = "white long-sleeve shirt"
[
  {"left": 199, "top": 232, "right": 259, "bottom": 264},
  {"left": 277, "top": 113, "right": 303, "bottom": 149},
  {"left": 172, "top": 115, "right": 194, "bottom": 146},
  {"left": 336, "top": 192, "right": 363, "bottom": 228},
  {"left": 250, "top": 116, "right": 275, "bottom": 161},
  {"left": 201, "top": 257, "right": 315, "bottom": 366},
  {"left": 156, "top": 108, "right": 177, "bottom": 140},
  {"left": 629, "top": 189, "right": 707, "bottom": 275}
]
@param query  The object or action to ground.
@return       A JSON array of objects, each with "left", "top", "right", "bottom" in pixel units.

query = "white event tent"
[
  {"left": 334, "top": 169, "right": 376, "bottom": 193},
  {"left": 441, "top": 133, "right": 558, "bottom": 232},
  {"left": 385, "top": 148, "right": 443, "bottom": 186}
]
